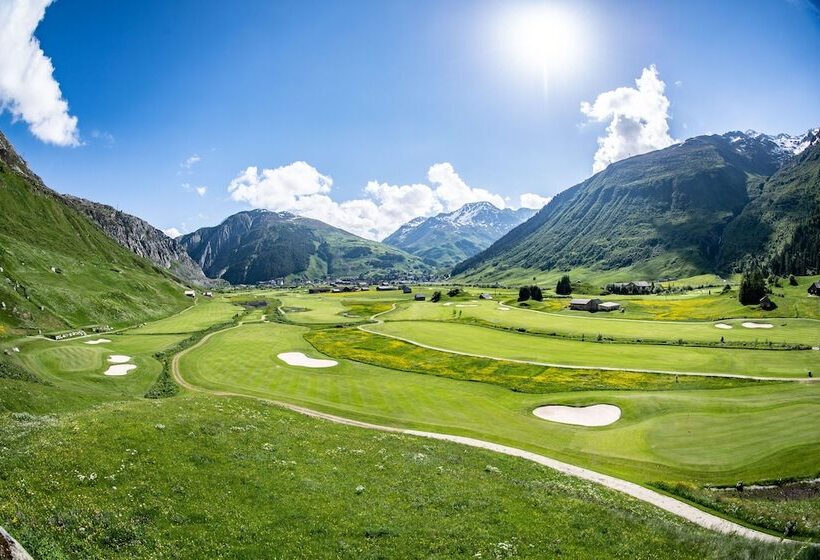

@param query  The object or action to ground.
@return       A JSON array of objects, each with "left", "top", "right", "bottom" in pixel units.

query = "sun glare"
[{"left": 493, "top": 3, "right": 585, "bottom": 88}]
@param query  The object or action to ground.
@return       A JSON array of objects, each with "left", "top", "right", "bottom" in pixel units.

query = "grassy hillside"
[
  {"left": 180, "top": 209, "right": 430, "bottom": 284},
  {"left": 719, "top": 141, "right": 820, "bottom": 274},
  {"left": 453, "top": 134, "right": 818, "bottom": 282},
  {"left": 0, "top": 133, "right": 190, "bottom": 335}
]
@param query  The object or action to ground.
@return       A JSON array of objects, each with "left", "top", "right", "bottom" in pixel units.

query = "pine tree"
[
  {"left": 739, "top": 264, "right": 766, "bottom": 305},
  {"left": 518, "top": 286, "right": 531, "bottom": 302},
  {"left": 555, "top": 275, "right": 572, "bottom": 295},
  {"left": 530, "top": 285, "right": 543, "bottom": 301}
]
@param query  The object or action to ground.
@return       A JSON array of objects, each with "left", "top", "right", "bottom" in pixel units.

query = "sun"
[{"left": 492, "top": 3, "right": 585, "bottom": 86}]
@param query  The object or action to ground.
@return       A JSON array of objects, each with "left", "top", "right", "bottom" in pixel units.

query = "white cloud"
[
  {"left": 518, "top": 193, "right": 552, "bottom": 209},
  {"left": 195, "top": 186, "right": 207, "bottom": 196},
  {"left": 0, "top": 0, "right": 79, "bottom": 146},
  {"left": 181, "top": 154, "right": 201, "bottom": 170},
  {"left": 181, "top": 183, "right": 207, "bottom": 196},
  {"left": 580, "top": 65, "right": 677, "bottom": 173},
  {"left": 90, "top": 129, "right": 115, "bottom": 145},
  {"left": 228, "top": 161, "right": 521, "bottom": 240},
  {"left": 163, "top": 227, "right": 181, "bottom": 239}
]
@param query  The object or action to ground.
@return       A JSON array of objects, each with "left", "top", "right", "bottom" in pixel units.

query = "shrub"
[
  {"left": 430, "top": 291, "right": 441, "bottom": 303},
  {"left": 447, "top": 287, "right": 462, "bottom": 297},
  {"left": 789, "top": 274, "right": 798, "bottom": 286}
]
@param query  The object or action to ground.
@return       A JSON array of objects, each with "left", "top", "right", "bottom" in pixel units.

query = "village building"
[
  {"left": 479, "top": 293, "right": 493, "bottom": 300},
  {"left": 184, "top": 289, "right": 196, "bottom": 297},
  {"left": 414, "top": 294, "right": 426, "bottom": 301},
  {"left": 376, "top": 285, "right": 396, "bottom": 291},
  {"left": 402, "top": 286, "right": 412, "bottom": 294},
  {"left": 203, "top": 291, "right": 213, "bottom": 298},
  {"left": 809, "top": 281, "right": 820, "bottom": 296},
  {"left": 598, "top": 301, "right": 621, "bottom": 312},
  {"left": 759, "top": 295, "right": 777, "bottom": 310},
  {"left": 569, "top": 298, "right": 602, "bottom": 312}
]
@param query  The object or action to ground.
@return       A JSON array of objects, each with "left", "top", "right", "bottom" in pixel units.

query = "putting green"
[
  {"left": 367, "top": 321, "right": 818, "bottom": 378},
  {"left": 386, "top": 300, "right": 820, "bottom": 347},
  {"left": 178, "top": 321, "right": 820, "bottom": 485}
]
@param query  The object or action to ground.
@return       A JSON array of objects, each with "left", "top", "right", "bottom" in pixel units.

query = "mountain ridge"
[{"left": 384, "top": 201, "right": 537, "bottom": 270}]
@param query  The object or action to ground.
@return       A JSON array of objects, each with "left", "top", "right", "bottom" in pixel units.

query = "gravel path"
[{"left": 170, "top": 323, "right": 800, "bottom": 545}]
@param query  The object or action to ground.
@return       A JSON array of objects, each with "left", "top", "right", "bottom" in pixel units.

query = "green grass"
[
  {"left": 0, "top": 166, "right": 190, "bottom": 335},
  {"left": 368, "top": 320, "right": 819, "bottom": 378},
  {"left": 654, "top": 480, "right": 820, "bottom": 539},
  {"left": 126, "top": 299, "right": 242, "bottom": 334},
  {"left": 3, "top": 395, "right": 807, "bottom": 560},
  {"left": 306, "top": 327, "right": 761, "bottom": 393},
  {"left": 179, "top": 322, "right": 820, "bottom": 486},
  {"left": 386, "top": 299, "right": 820, "bottom": 347}
]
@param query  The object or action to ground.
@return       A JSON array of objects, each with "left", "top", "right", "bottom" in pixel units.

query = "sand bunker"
[
  {"left": 104, "top": 364, "right": 137, "bottom": 376},
  {"left": 714, "top": 323, "right": 733, "bottom": 330},
  {"left": 107, "top": 355, "right": 131, "bottom": 364},
  {"left": 533, "top": 404, "right": 621, "bottom": 427},
  {"left": 455, "top": 304, "right": 477, "bottom": 308},
  {"left": 278, "top": 352, "right": 338, "bottom": 368},
  {"left": 85, "top": 338, "right": 111, "bottom": 345},
  {"left": 742, "top": 322, "right": 773, "bottom": 329},
  {"left": 498, "top": 307, "right": 510, "bottom": 311}
]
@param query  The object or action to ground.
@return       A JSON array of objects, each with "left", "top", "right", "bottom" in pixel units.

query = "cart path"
[{"left": 171, "top": 322, "right": 804, "bottom": 546}]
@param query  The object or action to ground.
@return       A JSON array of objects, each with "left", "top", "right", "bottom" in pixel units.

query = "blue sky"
[{"left": 1, "top": 0, "right": 819, "bottom": 239}]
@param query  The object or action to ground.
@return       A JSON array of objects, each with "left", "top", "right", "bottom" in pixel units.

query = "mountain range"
[
  {"left": 179, "top": 209, "right": 431, "bottom": 284},
  {"left": 383, "top": 202, "right": 536, "bottom": 270},
  {"left": 454, "top": 128, "right": 820, "bottom": 282}
]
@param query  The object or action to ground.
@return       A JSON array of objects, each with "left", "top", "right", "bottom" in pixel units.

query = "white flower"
[{"left": 355, "top": 485, "right": 365, "bottom": 494}]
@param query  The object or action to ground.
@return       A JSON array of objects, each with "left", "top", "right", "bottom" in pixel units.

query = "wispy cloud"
[
  {"left": 180, "top": 154, "right": 201, "bottom": 170},
  {"left": 181, "top": 183, "right": 207, "bottom": 197},
  {"left": 581, "top": 65, "right": 677, "bottom": 173},
  {"left": 163, "top": 227, "right": 181, "bottom": 238},
  {"left": 0, "top": 0, "right": 79, "bottom": 146}
]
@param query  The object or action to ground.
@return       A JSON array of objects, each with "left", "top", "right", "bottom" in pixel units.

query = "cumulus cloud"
[
  {"left": 228, "top": 161, "right": 524, "bottom": 240},
  {"left": 195, "top": 186, "right": 207, "bottom": 196},
  {"left": 0, "top": 0, "right": 79, "bottom": 146},
  {"left": 163, "top": 227, "right": 181, "bottom": 239},
  {"left": 181, "top": 183, "right": 208, "bottom": 196},
  {"left": 518, "top": 193, "right": 552, "bottom": 209},
  {"left": 580, "top": 65, "right": 677, "bottom": 173}
]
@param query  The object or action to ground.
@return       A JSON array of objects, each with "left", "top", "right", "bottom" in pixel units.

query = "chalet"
[
  {"left": 809, "top": 282, "right": 820, "bottom": 296},
  {"left": 598, "top": 301, "right": 621, "bottom": 312},
  {"left": 308, "top": 286, "right": 331, "bottom": 294},
  {"left": 414, "top": 294, "right": 426, "bottom": 301},
  {"left": 569, "top": 298, "right": 601, "bottom": 312},
  {"left": 759, "top": 295, "right": 777, "bottom": 311},
  {"left": 203, "top": 291, "right": 213, "bottom": 298},
  {"left": 402, "top": 286, "right": 412, "bottom": 294},
  {"left": 184, "top": 290, "right": 196, "bottom": 297},
  {"left": 479, "top": 293, "right": 493, "bottom": 300},
  {"left": 376, "top": 285, "right": 397, "bottom": 291}
]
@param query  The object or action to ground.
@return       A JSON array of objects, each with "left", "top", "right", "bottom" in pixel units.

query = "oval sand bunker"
[
  {"left": 714, "top": 323, "right": 732, "bottom": 330},
  {"left": 742, "top": 322, "right": 773, "bottom": 329},
  {"left": 533, "top": 404, "right": 621, "bottom": 427},
  {"left": 278, "top": 352, "right": 338, "bottom": 368},
  {"left": 108, "top": 355, "right": 131, "bottom": 364},
  {"left": 85, "top": 338, "right": 111, "bottom": 345},
  {"left": 104, "top": 364, "right": 137, "bottom": 376}
]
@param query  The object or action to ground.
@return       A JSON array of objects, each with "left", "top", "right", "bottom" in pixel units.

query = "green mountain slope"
[
  {"left": 383, "top": 202, "right": 536, "bottom": 270},
  {"left": 0, "top": 131, "right": 189, "bottom": 335},
  {"left": 179, "top": 209, "right": 431, "bottom": 284},
  {"left": 454, "top": 131, "right": 816, "bottom": 282},
  {"left": 719, "top": 140, "right": 820, "bottom": 275}
]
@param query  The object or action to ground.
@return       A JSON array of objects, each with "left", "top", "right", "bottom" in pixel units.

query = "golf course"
[{"left": 3, "top": 282, "right": 819, "bottom": 558}]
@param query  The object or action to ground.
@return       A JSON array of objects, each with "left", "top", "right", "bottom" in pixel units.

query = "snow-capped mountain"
[
  {"left": 722, "top": 128, "right": 819, "bottom": 167},
  {"left": 383, "top": 201, "right": 537, "bottom": 270}
]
